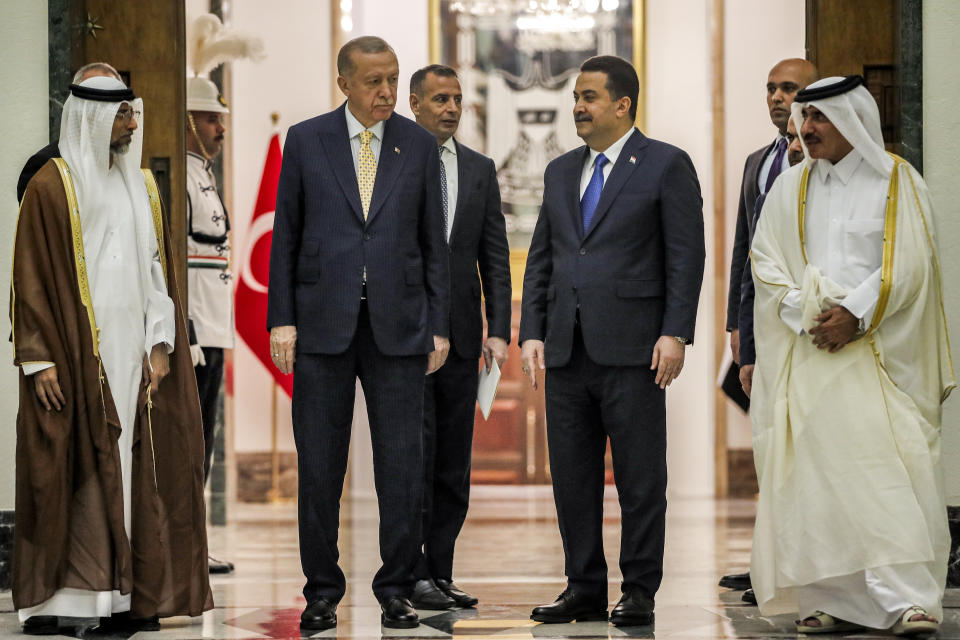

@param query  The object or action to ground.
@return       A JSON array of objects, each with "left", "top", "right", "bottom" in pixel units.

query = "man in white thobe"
[{"left": 748, "top": 75, "right": 955, "bottom": 636}]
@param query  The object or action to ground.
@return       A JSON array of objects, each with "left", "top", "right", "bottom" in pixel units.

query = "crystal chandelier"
[{"left": 448, "top": 0, "right": 622, "bottom": 31}]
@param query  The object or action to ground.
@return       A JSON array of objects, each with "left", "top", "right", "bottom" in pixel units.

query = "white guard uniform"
[{"left": 186, "top": 151, "right": 234, "bottom": 349}]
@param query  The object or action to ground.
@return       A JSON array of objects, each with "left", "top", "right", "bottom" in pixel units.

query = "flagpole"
[
  {"left": 268, "top": 381, "right": 280, "bottom": 503},
  {"left": 267, "top": 111, "right": 282, "bottom": 505}
]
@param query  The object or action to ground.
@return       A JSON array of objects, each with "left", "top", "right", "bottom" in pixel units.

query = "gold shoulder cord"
[
  {"left": 141, "top": 169, "right": 168, "bottom": 285},
  {"left": 53, "top": 158, "right": 100, "bottom": 358}
]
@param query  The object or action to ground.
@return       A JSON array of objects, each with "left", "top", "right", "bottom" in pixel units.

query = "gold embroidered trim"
[
  {"left": 146, "top": 387, "right": 159, "bottom": 490},
  {"left": 53, "top": 158, "right": 100, "bottom": 358},
  {"left": 141, "top": 169, "right": 168, "bottom": 285},
  {"left": 865, "top": 156, "right": 901, "bottom": 334},
  {"left": 798, "top": 166, "right": 810, "bottom": 264}
]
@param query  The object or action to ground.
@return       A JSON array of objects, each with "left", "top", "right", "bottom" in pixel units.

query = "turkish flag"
[{"left": 234, "top": 133, "right": 292, "bottom": 396}]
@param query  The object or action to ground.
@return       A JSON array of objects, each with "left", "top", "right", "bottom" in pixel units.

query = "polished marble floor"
[{"left": 1, "top": 486, "right": 957, "bottom": 638}]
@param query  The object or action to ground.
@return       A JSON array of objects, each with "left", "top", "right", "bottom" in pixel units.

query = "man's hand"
[
  {"left": 809, "top": 306, "right": 860, "bottom": 353},
  {"left": 427, "top": 335, "right": 450, "bottom": 374},
  {"left": 739, "top": 363, "right": 755, "bottom": 398},
  {"left": 730, "top": 329, "right": 740, "bottom": 364},
  {"left": 143, "top": 344, "right": 170, "bottom": 394},
  {"left": 482, "top": 336, "right": 509, "bottom": 372},
  {"left": 271, "top": 325, "right": 298, "bottom": 374},
  {"left": 651, "top": 336, "right": 686, "bottom": 389},
  {"left": 520, "top": 339, "right": 545, "bottom": 390},
  {"left": 34, "top": 367, "right": 65, "bottom": 411}
]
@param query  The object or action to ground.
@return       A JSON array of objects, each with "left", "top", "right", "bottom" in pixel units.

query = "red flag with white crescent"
[{"left": 235, "top": 133, "right": 292, "bottom": 396}]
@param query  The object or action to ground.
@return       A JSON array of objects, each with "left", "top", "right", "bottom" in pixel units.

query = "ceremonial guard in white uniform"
[{"left": 185, "top": 12, "right": 263, "bottom": 575}]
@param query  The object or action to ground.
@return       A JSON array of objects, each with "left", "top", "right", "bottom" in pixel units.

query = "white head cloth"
[
  {"left": 791, "top": 76, "right": 894, "bottom": 175},
  {"left": 58, "top": 76, "right": 159, "bottom": 308}
]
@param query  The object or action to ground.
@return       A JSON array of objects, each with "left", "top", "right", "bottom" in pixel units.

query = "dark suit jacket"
[
  {"left": 519, "top": 129, "right": 704, "bottom": 368},
  {"left": 725, "top": 141, "right": 774, "bottom": 331},
  {"left": 17, "top": 142, "right": 60, "bottom": 203},
  {"left": 447, "top": 140, "right": 511, "bottom": 360},
  {"left": 727, "top": 140, "right": 778, "bottom": 365},
  {"left": 267, "top": 103, "right": 450, "bottom": 356}
]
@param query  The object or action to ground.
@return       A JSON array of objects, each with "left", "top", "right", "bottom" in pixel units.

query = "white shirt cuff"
[
  {"left": 22, "top": 362, "right": 55, "bottom": 376},
  {"left": 840, "top": 268, "right": 881, "bottom": 323},
  {"left": 778, "top": 289, "right": 805, "bottom": 335}
]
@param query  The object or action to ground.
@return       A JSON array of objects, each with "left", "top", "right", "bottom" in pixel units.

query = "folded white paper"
[{"left": 476, "top": 359, "right": 501, "bottom": 420}]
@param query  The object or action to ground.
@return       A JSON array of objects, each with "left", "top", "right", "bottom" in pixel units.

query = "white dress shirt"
[
  {"left": 779, "top": 149, "right": 887, "bottom": 333},
  {"left": 579, "top": 127, "right": 636, "bottom": 199},
  {"left": 345, "top": 106, "right": 385, "bottom": 174},
  {"left": 439, "top": 136, "right": 459, "bottom": 241},
  {"left": 757, "top": 133, "right": 790, "bottom": 195}
]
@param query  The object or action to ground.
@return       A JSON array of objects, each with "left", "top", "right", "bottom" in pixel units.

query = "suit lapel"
[
  {"left": 566, "top": 146, "right": 590, "bottom": 239},
  {"left": 319, "top": 104, "right": 365, "bottom": 224},
  {"left": 366, "top": 114, "right": 407, "bottom": 225},
  {"left": 748, "top": 139, "right": 777, "bottom": 204},
  {"left": 582, "top": 129, "right": 647, "bottom": 241}
]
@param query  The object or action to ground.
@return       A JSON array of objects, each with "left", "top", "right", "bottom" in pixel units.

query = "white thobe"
[
  {"left": 778, "top": 150, "right": 887, "bottom": 333},
  {"left": 751, "top": 152, "right": 947, "bottom": 630},
  {"left": 19, "top": 166, "right": 175, "bottom": 621}
]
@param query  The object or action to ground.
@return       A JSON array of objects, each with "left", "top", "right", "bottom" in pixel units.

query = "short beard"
[{"left": 110, "top": 142, "right": 130, "bottom": 155}]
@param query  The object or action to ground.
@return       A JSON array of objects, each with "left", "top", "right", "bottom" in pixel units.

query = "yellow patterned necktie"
[{"left": 358, "top": 129, "right": 377, "bottom": 219}]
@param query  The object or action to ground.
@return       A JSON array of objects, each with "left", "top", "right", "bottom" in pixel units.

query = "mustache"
[
  {"left": 214, "top": 135, "right": 224, "bottom": 142},
  {"left": 803, "top": 134, "right": 820, "bottom": 144},
  {"left": 574, "top": 114, "right": 592, "bottom": 122}
]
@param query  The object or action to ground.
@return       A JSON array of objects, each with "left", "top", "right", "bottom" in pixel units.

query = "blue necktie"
[
  {"left": 763, "top": 138, "right": 787, "bottom": 194},
  {"left": 581, "top": 153, "right": 609, "bottom": 233},
  {"left": 438, "top": 145, "right": 449, "bottom": 238}
]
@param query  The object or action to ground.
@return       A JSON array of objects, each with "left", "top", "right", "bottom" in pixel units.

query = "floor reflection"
[{"left": 0, "top": 487, "right": 956, "bottom": 638}]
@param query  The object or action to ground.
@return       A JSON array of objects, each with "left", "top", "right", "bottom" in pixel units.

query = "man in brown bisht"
[{"left": 11, "top": 76, "right": 212, "bottom": 635}]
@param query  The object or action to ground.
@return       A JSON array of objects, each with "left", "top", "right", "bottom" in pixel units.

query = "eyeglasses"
[{"left": 115, "top": 109, "right": 141, "bottom": 123}]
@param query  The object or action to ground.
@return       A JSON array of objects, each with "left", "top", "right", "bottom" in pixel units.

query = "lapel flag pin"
[
  {"left": 629, "top": 155, "right": 636, "bottom": 164},
  {"left": 394, "top": 146, "right": 400, "bottom": 154}
]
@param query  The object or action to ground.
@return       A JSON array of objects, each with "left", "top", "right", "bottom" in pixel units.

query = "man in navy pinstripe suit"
[{"left": 267, "top": 36, "right": 450, "bottom": 631}]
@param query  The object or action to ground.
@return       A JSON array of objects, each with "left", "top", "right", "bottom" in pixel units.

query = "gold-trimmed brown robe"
[{"left": 10, "top": 160, "right": 213, "bottom": 618}]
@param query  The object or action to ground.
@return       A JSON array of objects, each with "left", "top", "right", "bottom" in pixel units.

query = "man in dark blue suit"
[
  {"left": 407, "top": 65, "right": 512, "bottom": 611},
  {"left": 519, "top": 56, "right": 704, "bottom": 627},
  {"left": 267, "top": 36, "right": 450, "bottom": 631}
]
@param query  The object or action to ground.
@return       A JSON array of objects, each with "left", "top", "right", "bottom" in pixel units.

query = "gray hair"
[
  {"left": 337, "top": 36, "right": 395, "bottom": 77},
  {"left": 72, "top": 62, "right": 121, "bottom": 84}
]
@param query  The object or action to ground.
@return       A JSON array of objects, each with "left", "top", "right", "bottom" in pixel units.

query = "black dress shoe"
[
  {"left": 741, "top": 588, "right": 757, "bottom": 605},
  {"left": 718, "top": 571, "right": 751, "bottom": 591},
  {"left": 609, "top": 590, "right": 654, "bottom": 627},
  {"left": 381, "top": 596, "right": 419, "bottom": 629},
  {"left": 410, "top": 578, "right": 457, "bottom": 609},
  {"left": 531, "top": 589, "right": 607, "bottom": 623},
  {"left": 22, "top": 616, "right": 58, "bottom": 635},
  {"left": 435, "top": 578, "right": 479, "bottom": 608},
  {"left": 209, "top": 554, "right": 235, "bottom": 574},
  {"left": 301, "top": 598, "right": 337, "bottom": 630},
  {"left": 97, "top": 612, "right": 161, "bottom": 633}
]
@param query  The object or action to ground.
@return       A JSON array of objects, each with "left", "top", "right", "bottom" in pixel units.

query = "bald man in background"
[{"left": 720, "top": 57, "right": 817, "bottom": 598}]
